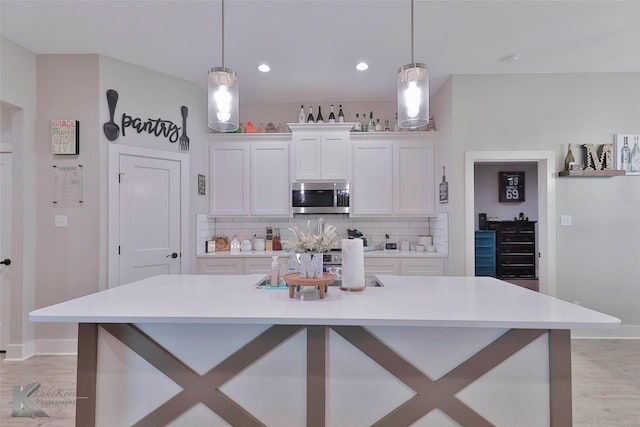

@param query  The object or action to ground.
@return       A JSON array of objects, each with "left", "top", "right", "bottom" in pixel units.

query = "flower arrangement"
[{"left": 284, "top": 218, "right": 340, "bottom": 253}]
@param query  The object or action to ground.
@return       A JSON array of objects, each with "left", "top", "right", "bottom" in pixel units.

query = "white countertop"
[
  {"left": 29, "top": 274, "right": 620, "bottom": 329},
  {"left": 196, "top": 250, "right": 447, "bottom": 258}
]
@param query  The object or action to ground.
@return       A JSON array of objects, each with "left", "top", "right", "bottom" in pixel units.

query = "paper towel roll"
[{"left": 341, "top": 239, "right": 365, "bottom": 289}]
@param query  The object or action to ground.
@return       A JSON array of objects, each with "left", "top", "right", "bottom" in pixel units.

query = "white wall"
[
  {"left": 445, "top": 73, "right": 640, "bottom": 337},
  {"left": 0, "top": 36, "right": 38, "bottom": 359}
]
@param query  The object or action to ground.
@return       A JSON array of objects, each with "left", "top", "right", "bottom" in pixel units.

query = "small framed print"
[
  {"left": 52, "top": 120, "right": 79, "bottom": 155},
  {"left": 614, "top": 134, "right": 640, "bottom": 175},
  {"left": 198, "top": 174, "right": 206, "bottom": 195},
  {"left": 499, "top": 171, "right": 525, "bottom": 202}
]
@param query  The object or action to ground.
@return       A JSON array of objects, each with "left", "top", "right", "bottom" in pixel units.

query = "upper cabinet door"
[
  {"left": 209, "top": 143, "right": 250, "bottom": 216},
  {"left": 394, "top": 140, "right": 436, "bottom": 216},
  {"left": 251, "top": 141, "right": 291, "bottom": 216},
  {"left": 290, "top": 123, "right": 353, "bottom": 181},
  {"left": 293, "top": 133, "right": 322, "bottom": 180},
  {"left": 351, "top": 141, "right": 393, "bottom": 216}
]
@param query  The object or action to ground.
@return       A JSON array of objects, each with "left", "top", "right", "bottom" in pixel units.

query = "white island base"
[{"left": 30, "top": 274, "right": 620, "bottom": 427}]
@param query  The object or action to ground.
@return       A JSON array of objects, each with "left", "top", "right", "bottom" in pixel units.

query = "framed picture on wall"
[
  {"left": 498, "top": 171, "right": 525, "bottom": 202},
  {"left": 51, "top": 120, "right": 79, "bottom": 155},
  {"left": 614, "top": 134, "right": 640, "bottom": 175}
]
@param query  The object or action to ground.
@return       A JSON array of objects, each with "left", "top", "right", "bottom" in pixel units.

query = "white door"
[
  {"left": 0, "top": 151, "right": 12, "bottom": 351},
  {"left": 118, "top": 154, "right": 181, "bottom": 285}
]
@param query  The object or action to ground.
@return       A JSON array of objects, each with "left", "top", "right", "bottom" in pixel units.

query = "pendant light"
[
  {"left": 208, "top": 0, "right": 239, "bottom": 132},
  {"left": 397, "top": 0, "right": 429, "bottom": 130}
]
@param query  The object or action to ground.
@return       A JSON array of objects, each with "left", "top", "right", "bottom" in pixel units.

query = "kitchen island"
[{"left": 30, "top": 274, "right": 620, "bottom": 427}]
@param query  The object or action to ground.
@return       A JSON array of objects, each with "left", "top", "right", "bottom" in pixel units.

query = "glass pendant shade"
[
  {"left": 208, "top": 67, "right": 239, "bottom": 132},
  {"left": 397, "top": 63, "right": 429, "bottom": 129}
]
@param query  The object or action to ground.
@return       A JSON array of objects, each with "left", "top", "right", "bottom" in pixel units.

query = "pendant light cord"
[
  {"left": 410, "top": 0, "right": 414, "bottom": 64},
  {"left": 221, "top": 0, "right": 225, "bottom": 69}
]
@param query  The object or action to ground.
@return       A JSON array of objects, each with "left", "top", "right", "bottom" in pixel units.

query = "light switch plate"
[
  {"left": 54, "top": 215, "right": 68, "bottom": 228},
  {"left": 560, "top": 215, "right": 572, "bottom": 226}
]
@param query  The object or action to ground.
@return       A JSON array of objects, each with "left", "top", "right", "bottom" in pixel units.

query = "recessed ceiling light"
[
  {"left": 258, "top": 64, "right": 271, "bottom": 72},
  {"left": 500, "top": 54, "right": 521, "bottom": 64},
  {"left": 355, "top": 62, "right": 369, "bottom": 71}
]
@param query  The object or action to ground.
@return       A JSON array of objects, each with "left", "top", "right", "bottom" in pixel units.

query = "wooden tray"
[{"left": 283, "top": 273, "right": 336, "bottom": 299}]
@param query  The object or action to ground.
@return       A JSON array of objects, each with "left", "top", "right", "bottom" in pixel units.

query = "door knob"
[
  {"left": 166, "top": 252, "right": 178, "bottom": 259},
  {"left": 0, "top": 259, "right": 10, "bottom": 266}
]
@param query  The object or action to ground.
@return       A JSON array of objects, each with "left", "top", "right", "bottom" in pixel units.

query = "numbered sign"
[{"left": 499, "top": 171, "right": 525, "bottom": 202}]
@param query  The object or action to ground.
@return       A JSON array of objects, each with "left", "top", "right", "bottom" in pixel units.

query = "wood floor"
[{"left": 1, "top": 339, "right": 639, "bottom": 426}]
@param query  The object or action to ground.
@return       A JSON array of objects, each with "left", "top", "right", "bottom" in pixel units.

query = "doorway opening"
[{"left": 464, "top": 151, "right": 557, "bottom": 295}]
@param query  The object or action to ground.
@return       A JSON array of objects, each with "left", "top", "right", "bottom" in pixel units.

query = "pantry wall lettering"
[{"left": 102, "top": 89, "right": 189, "bottom": 151}]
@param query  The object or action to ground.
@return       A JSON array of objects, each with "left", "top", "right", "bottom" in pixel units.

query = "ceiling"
[{"left": 1, "top": 1, "right": 639, "bottom": 104}]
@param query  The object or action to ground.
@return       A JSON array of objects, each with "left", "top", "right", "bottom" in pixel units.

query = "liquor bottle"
[
  {"left": 375, "top": 118, "right": 383, "bottom": 132},
  {"left": 354, "top": 113, "right": 362, "bottom": 132},
  {"left": 393, "top": 113, "right": 400, "bottom": 132},
  {"left": 338, "top": 105, "right": 345, "bottom": 123},
  {"left": 316, "top": 106, "right": 324, "bottom": 123},
  {"left": 298, "top": 105, "right": 305, "bottom": 123},
  {"left": 361, "top": 112, "right": 368, "bottom": 132},
  {"left": 307, "top": 106, "right": 314, "bottom": 123},
  {"left": 631, "top": 136, "right": 640, "bottom": 172},
  {"left": 621, "top": 137, "right": 632, "bottom": 172},
  {"left": 368, "top": 112, "right": 375, "bottom": 132},
  {"left": 384, "top": 118, "right": 390, "bottom": 132},
  {"left": 564, "top": 143, "right": 575, "bottom": 171},
  {"left": 328, "top": 104, "right": 336, "bottom": 123}
]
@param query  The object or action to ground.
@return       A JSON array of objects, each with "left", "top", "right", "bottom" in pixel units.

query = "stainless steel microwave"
[{"left": 292, "top": 182, "right": 350, "bottom": 214}]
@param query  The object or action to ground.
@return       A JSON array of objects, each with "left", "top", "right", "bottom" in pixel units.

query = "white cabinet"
[
  {"left": 394, "top": 139, "right": 436, "bottom": 216},
  {"left": 209, "top": 136, "right": 291, "bottom": 217},
  {"left": 351, "top": 133, "right": 436, "bottom": 217},
  {"left": 351, "top": 141, "right": 393, "bottom": 215},
  {"left": 197, "top": 256, "right": 288, "bottom": 275},
  {"left": 209, "top": 142, "right": 250, "bottom": 216},
  {"left": 364, "top": 256, "right": 446, "bottom": 277},
  {"left": 251, "top": 142, "right": 290, "bottom": 216},
  {"left": 289, "top": 123, "right": 352, "bottom": 181}
]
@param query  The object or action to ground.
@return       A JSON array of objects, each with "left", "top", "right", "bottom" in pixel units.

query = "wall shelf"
[{"left": 559, "top": 169, "right": 626, "bottom": 177}]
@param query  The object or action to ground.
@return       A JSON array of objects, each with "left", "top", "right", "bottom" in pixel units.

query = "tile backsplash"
[{"left": 196, "top": 214, "right": 448, "bottom": 255}]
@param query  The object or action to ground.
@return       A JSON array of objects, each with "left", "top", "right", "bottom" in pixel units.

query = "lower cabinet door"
[
  {"left": 400, "top": 258, "right": 446, "bottom": 276},
  {"left": 196, "top": 258, "right": 244, "bottom": 274}
]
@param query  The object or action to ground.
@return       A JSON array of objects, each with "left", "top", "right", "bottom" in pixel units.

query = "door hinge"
[{"left": 118, "top": 245, "right": 121, "bottom": 255}]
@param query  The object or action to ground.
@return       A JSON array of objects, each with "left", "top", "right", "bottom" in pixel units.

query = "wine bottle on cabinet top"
[
  {"left": 338, "top": 105, "right": 344, "bottom": 123},
  {"left": 361, "top": 113, "right": 368, "bottom": 132},
  {"left": 368, "top": 112, "right": 375, "bottom": 132},
  {"left": 316, "top": 106, "right": 324, "bottom": 123},
  {"left": 298, "top": 105, "right": 305, "bottom": 123},
  {"left": 307, "top": 106, "right": 314, "bottom": 123},
  {"left": 354, "top": 113, "right": 362, "bottom": 131},
  {"left": 328, "top": 105, "right": 336, "bottom": 123}
]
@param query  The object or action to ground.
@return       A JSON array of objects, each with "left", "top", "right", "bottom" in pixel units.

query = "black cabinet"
[{"left": 487, "top": 221, "right": 536, "bottom": 279}]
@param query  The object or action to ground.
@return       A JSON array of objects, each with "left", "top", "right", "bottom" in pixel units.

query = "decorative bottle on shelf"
[
  {"left": 328, "top": 104, "right": 336, "bottom": 123},
  {"left": 393, "top": 112, "right": 400, "bottom": 132},
  {"left": 631, "top": 136, "right": 640, "bottom": 172},
  {"left": 354, "top": 113, "right": 362, "bottom": 132},
  {"left": 621, "top": 137, "right": 632, "bottom": 172},
  {"left": 338, "top": 105, "right": 344, "bottom": 123},
  {"left": 564, "top": 143, "right": 575, "bottom": 171},
  {"left": 361, "top": 113, "right": 368, "bottom": 132},
  {"left": 306, "top": 106, "right": 314, "bottom": 123},
  {"left": 384, "top": 118, "right": 390, "bottom": 132},
  {"left": 298, "top": 105, "right": 305, "bottom": 123},
  {"left": 316, "top": 106, "right": 324, "bottom": 123},
  {"left": 375, "top": 118, "right": 383, "bottom": 132},
  {"left": 368, "top": 112, "right": 375, "bottom": 132}
]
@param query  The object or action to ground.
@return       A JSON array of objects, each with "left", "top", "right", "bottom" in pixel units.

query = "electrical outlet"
[
  {"left": 560, "top": 215, "right": 572, "bottom": 226},
  {"left": 54, "top": 215, "right": 68, "bottom": 228}
]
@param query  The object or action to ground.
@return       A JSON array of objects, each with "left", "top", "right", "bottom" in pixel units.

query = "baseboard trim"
[
  {"left": 33, "top": 338, "right": 78, "bottom": 355},
  {"left": 572, "top": 324, "right": 640, "bottom": 340},
  {"left": 4, "top": 341, "right": 35, "bottom": 361}
]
